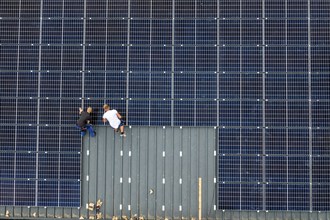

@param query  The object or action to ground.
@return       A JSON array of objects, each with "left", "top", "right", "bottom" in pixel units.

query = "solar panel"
[{"left": 0, "top": 0, "right": 330, "bottom": 211}]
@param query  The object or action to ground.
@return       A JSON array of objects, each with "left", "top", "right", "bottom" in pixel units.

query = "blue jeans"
[{"left": 76, "top": 124, "right": 95, "bottom": 137}]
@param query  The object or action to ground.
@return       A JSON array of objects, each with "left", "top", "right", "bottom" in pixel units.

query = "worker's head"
[
  {"left": 103, "top": 104, "right": 110, "bottom": 111},
  {"left": 87, "top": 107, "right": 93, "bottom": 113}
]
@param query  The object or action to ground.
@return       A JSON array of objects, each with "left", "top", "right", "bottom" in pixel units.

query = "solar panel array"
[{"left": 0, "top": 0, "right": 329, "bottom": 211}]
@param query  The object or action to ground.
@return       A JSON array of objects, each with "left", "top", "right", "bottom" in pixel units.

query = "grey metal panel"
[
  {"left": 13, "top": 207, "right": 21, "bottom": 218},
  {"left": 173, "top": 128, "right": 183, "bottom": 219},
  {"left": 130, "top": 126, "right": 139, "bottom": 217},
  {"left": 63, "top": 208, "right": 72, "bottom": 219},
  {"left": 88, "top": 134, "right": 97, "bottom": 210},
  {"left": 208, "top": 127, "right": 217, "bottom": 218},
  {"left": 96, "top": 127, "right": 107, "bottom": 218},
  {"left": 199, "top": 127, "right": 209, "bottom": 218},
  {"left": 122, "top": 128, "right": 131, "bottom": 217},
  {"left": 54, "top": 207, "right": 63, "bottom": 218},
  {"left": 138, "top": 127, "right": 149, "bottom": 217},
  {"left": 45, "top": 207, "right": 54, "bottom": 218},
  {"left": 165, "top": 127, "right": 174, "bottom": 218},
  {"left": 104, "top": 127, "right": 115, "bottom": 219},
  {"left": 155, "top": 127, "right": 165, "bottom": 218},
  {"left": 147, "top": 127, "right": 156, "bottom": 219},
  {"left": 113, "top": 131, "right": 123, "bottom": 217},
  {"left": 190, "top": 128, "right": 199, "bottom": 218},
  {"left": 21, "top": 207, "right": 30, "bottom": 218},
  {"left": 38, "top": 207, "right": 46, "bottom": 218},
  {"left": 182, "top": 127, "right": 192, "bottom": 218},
  {"left": 81, "top": 135, "right": 89, "bottom": 219}
]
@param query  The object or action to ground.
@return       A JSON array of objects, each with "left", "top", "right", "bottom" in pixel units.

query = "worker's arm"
[{"left": 116, "top": 112, "right": 122, "bottom": 119}]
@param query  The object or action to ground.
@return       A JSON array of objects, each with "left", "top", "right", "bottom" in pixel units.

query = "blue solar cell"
[
  {"left": 287, "top": 156, "right": 309, "bottom": 183},
  {"left": 219, "top": 73, "right": 240, "bottom": 99},
  {"left": 196, "top": 47, "right": 217, "bottom": 71},
  {"left": 265, "top": 0, "right": 286, "bottom": 18},
  {"left": 0, "top": 180, "right": 14, "bottom": 205},
  {"left": 0, "top": 1, "right": 20, "bottom": 18},
  {"left": 105, "top": 72, "right": 127, "bottom": 98},
  {"left": 151, "top": 73, "right": 171, "bottom": 98},
  {"left": 150, "top": 100, "right": 171, "bottom": 126},
  {"left": 311, "top": 47, "right": 330, "bottom": 73},
  {"left": 312, "top": 129, "right": 330, "bottom": 156},
  {"left": 62, "top": 47, "right": 83, "bottom": 71},
  {"left": 16, "top": 153, "right": 37, "bottom": 179},
  {"left": 85, "top": 46, "right": 106, "bottom": 71},
  {"left": 0, "top": 152, "right": 15, "bottom": 178},
  {"left": 219, "top": 20, "right": 240, "bottom": 45},
  {"left": 219, "top": 128, "right": 241, "bottom": 155},
  {"left": 107, "top": 20, "right": 128, "bottom": 45},
  {"left": 39, "top": 127, "right": 60, "bottom": 152},
  {"left": 59, "top": 181, "right": 80, "bottom": 207},
  {"left": 265, "top": 128, "right": 288, "bottom": 155},
  {"left": 288, "top": 184, "right": 309, "bottom": 210},
  {"left": 128, "top": 100, "right": 150, "bottom": 126},
  {"left": 59, "top": 153, "right": 80, "bottom": 180},
  {"left": 265, "top": 47, "right": 287, "bottom": 72},
  {"left": 240, "top": 129, "right": 262, "bottom": 154},
  {"left": 240, "top": 184, "right": 262, "bottom": 210},
  {"left": 175, "top": 20, "right": 195, "bottom": 45},
  {"left": 150, "top": 47, "right": 172, "bottom": 72},
  {"left": 63, "top": 0, "right": 84, "bottom": 18},
  {"left": 174, "top": 73, "right": 195, "bottom": 99},
  {"left": 265, "top": 183, "right": 288, "bottom": 210},
  {"left": 241, "top": 101, "right": 262, "bottom": 126},
  {"left": 15, "top": 126, "right": 37, "bottom": 152},
  {"left": 0, "top": 20, "right": 19, "bottom": 44},
  {"left": 218, "top": 184, "right": 241, "bottom": 210},
  {"left": 242, "top": 47, "right": 262, "bottom": 72},
  {"left": 129, "top": 72, "right": 150, "bottom": 99},
  {"left": 265, "top": 74, "right": 287, "bottom": 99},
  {"left": 265, "top": 101, "right": 287, "bottom": 127},
  {"left": 174, "top": 47, "right": 196, "bottom": 72},
  {"left": 86, "top": 0, "right": 107, "bottom": 18},
  {"left": 129, "top": 46, "right": 150, "bottom": 72},
  {"left": 38, "top": 180, "right": 59, "bottom": 206},
  {"left": 63, "top": 20, "right": 84, "bottom": 44},
  {"left": 42, "top": 20, "right": 62, "bottom": 44},
  {"left": 312, "top": 157, "right": 330, "bottom": 184},
  {"left": 14, "top": 180, "right": 36, "bottom": 206},
  {"left": 242, "top": 1, "right": 262, "bottom": 18},
  {"left": 108, "top": 0, "right": 128, "bottom": 18},
  {"left": 219, "top": 100, "right": 240, "bottom": 127},
  {"left": 242, "top": 20, "right": 262, "bottom": 45},
  {"left": 0, "top": 126, "right": 16, "bottom": 151},
  {"left": 43, "top": 1, "right": 63, "bottom": 18},
  {"left": 195, "top": 100, "right": 217, "bottom": 126},
  {"left": 107, "top": 46, "right": 127, "bottom": 71},
  {"left": 174, "top": 100, "right": 196, "bottom": 126},
  {"left": 287, "top": 1, "right": 307, "bottom": 18},
  {"left": 266, "top": 156, "right": 288, "bottom": 183},
  {"left": 86, "top": 20, "right": 107, "bottom": 44},
  {"left": 16, "top": 99, "right": 38, "bottom": 123},
  {"left": 38, "top": 153, "right": 59, "bottom": 180},
  {"left": 220, "top": 47, "right": 241, "bottom": 72},
  {"left": 313, "top": 184, "right": 330, "bottom": 211}
]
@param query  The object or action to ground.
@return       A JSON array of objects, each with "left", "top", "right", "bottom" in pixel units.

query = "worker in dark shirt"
[{"left": 76, "top": 107, "right": 96, "bottom": 137}]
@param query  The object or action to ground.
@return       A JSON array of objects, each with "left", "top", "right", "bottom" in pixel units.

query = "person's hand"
[{"left": 79, "top": 107, "right": 83, "bottom": 114}]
